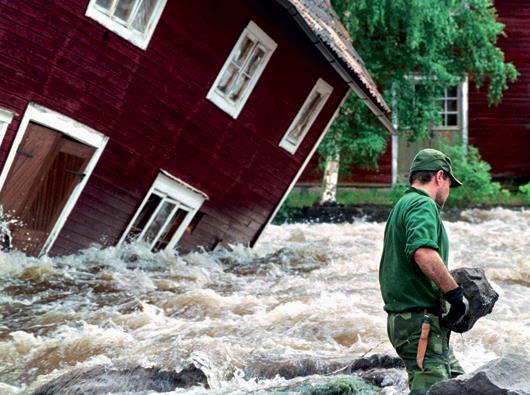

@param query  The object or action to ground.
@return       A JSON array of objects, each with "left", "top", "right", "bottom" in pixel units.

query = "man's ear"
[{"left": 435, "top": 170, "right": 445, "bottom": 184}]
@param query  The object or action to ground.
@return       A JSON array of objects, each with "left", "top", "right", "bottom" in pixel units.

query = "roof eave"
[{"left": 278, "top": 0, "right": 397, "bottom": 135}]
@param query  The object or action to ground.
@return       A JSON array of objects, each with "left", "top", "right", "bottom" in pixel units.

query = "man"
[{"left": 379, "top": 148, "right": 469, "bottom": 394}]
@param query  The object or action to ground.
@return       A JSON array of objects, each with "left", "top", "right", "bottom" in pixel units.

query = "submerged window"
[
  {"left": 122, "top": 172, "right": 207, "bottom": 252},
  {"left": 435, "top": 86, "right": 460, "bottom": 128},
  {"left": 85, "top": 0, "right": 167, "bottom": 49},
  {"left": 207, "top": 21, "right": 277, "bottom": 118},
  {"left": 279, "top": 78, "right": 333, "bottom": 154}
]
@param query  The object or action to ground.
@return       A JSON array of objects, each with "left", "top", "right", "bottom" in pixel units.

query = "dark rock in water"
[
  {"left": 345, "top": 353, "right": 405, "bottom": 373},
  {"left": 32, "top": 364, "right": 208, "bottom": 395},
  {"left": 358, "top": 367, "right": 407, "bottom": 388},
  {"left": 345, "top": 354, "right": 407, "bottom": 389},
  {"left": 243, "top": 358, "right": 346, "bottom": 379},
  {"left": 428, "top": 354, "right": 530, "bottom": 395},
  {"left": 447, "top": 267, "right": 499, "bottom": 333},
  {"left": 243, "top": 354, "right": 404, "bottom": 381},
  {"left": 293, "top": 204, "right": 392, "bottom": 223}
]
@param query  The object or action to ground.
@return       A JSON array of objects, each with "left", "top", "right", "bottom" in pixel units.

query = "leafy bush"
[
  {"left": 519, "top": 182, "right": 530, "bottom": 204},
  {"left": 441, "top": 143, "right": 501, "bottom": 206},
  {"left": 389, "top": 180, "right": 408, "bottom": 205}
]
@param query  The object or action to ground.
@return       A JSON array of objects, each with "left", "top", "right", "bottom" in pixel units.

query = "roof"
[{"left": 284, "top": 0, "right": 391, "bottom": 114}]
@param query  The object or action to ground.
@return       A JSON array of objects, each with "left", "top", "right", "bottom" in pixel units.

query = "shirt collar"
[{"left": 405, "top": 186, "right": 442, "bottom": 211}]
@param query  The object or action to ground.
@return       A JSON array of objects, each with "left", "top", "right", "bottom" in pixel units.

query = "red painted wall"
[
  {"left": 0, "top": 0, "right": 349, "bottom": 255},
  {"left": 297, "top": 146, "right": 392, "bottom": 186},
  {"left": 468, "top": 0, "right": 530, "bottom": 179},
  {"left": 299, "top": 0, "right": 530, "bottom": 187}
]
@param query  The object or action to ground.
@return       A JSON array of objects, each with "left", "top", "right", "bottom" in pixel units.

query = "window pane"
[
  {"left": 153, "top": 208, "right": 189, "bottom": 252},
  {"left": 132, "top": 0, "right": 157, "bottom": 33},
  {"left": 287, "top": 92, "right": 323, "bottom": 142},
  {"left": 127, "top": 193, "right": 162, "bottom": 241},
  {"left": 96, "top": 0, "right": 113, "bottom": 10},
  {"left": 447, "top": 113, "right": 458, "bottom": 126},
  {"left": 229, "top": 74, "right": 250, "bottom": 101},
  {"left": 233, "top": 37, "right": 255, "bottom": 67},
  {"left": 143, "top": 200, "right": 176, "bottom": 244},
  {"left": 114, "top": 0, "right": 136, "bottom": 23},
  {"left": 244, "top": 46, "right": 265, "bottom": 78},
  {"left": 446, "top": 99, "right": 458, "bottom": 112},
  {"left": 218, "top": 63, "right": 239, "bottom": 94},
  {"left": 447, "top": 86, "right": 458, "bottom": 97}
]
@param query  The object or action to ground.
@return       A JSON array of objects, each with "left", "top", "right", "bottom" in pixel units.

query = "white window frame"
[
  {"left": 0, "top": 108, "right": 14, "bottom": 146},
  {"left": 279, "top": 78, "right": 333, "bottom": 154},
  {"left": 85, "top": 0, "right": 168, "bottom": 50},
  {"left": 433, "top": 85, "right": 461, "bottom": 130},
  {"left": 0, "top": 103, "right": 109, "bottom": 256},
  {"left": 118, "top": 171, "right": 207, "bottom": 251},
  {"left": 206, "top": 21, "right": 277, "bottom": 119}
]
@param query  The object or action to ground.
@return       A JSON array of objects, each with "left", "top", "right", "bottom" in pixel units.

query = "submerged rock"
[
  {"left": 448, "top": 267, "right": 499, "bottom": 333},
  {"left": 428, "top": 354, "right": 530, "bottom": 394},
  {"left": 31, "top": 364, "right": 208, "bottom": 395}
]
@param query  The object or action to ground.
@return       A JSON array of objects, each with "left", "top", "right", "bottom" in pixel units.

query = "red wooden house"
[
  {"left": 298, "top": 0, "right": 530, "bottom": 187},
  {"left": 0, "top": 0, "right": 393, "bottom": 256}
]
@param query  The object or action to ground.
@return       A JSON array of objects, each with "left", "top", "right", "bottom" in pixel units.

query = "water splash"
[{"left": 0, "top": 208, "right": 528, "bottom": 394}]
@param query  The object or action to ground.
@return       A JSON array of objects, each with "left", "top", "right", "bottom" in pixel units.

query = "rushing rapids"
[{"left": 0, "top": 208, "right": 529, "bottom": 394}]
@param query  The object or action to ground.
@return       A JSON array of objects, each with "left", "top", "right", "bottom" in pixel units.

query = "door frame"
[{"left": 0, "top": 102, "right": 109, "bottom": 256}]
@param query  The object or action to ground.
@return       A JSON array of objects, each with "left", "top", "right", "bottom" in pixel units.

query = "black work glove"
[{"left": 441, "top": 285, "right": 469, "bottom": 327}]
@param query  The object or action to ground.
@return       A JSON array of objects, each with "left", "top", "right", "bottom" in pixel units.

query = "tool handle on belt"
[{"left": 417, "top": 317, "right": 431, "bottom": 370}]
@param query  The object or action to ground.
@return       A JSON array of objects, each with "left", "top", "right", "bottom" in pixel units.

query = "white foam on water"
[{"left": 0, "top": 208, "right": 528, "bottom": 393}]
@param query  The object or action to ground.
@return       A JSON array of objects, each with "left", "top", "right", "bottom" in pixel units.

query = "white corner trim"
[
  {"left": 85, "top": 0, "right": 167, "bottom": 50},
  {"left": 117, "top": 171, "right": 207, "bottom": 249},
  {"left": 252, "top": 88, "right": 351, "bottom": 246},
  {"left": 206, "top": 20, "right": 277, "bottom": 119},
  {"left": 461, "top": 76, "right": 469, "bottom": 153},
  {"left": 279, "top": 78, "right": 333, "bottom": 155},
  {"left": 0, "top": 102, "right": 109, "bottom": 256},
  {"left": 0, "top": 108, "right": 14, "bottom": 148},
  {"left": 391, "top": 86, "right": 399, "bottom": 185}
]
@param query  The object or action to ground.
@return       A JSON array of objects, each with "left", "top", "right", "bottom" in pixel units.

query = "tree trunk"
[{"left": 320, "top": 151, "right": 340, "bottom": 205}]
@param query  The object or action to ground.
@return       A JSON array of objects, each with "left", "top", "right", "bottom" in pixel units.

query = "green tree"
[{"left": 319, "top": 0, "right": 517, "bottom": 203}]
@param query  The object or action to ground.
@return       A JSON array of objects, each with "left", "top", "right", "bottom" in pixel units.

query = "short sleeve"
[{"left": 404, "top": 198, "right": 440, "bottom": 262}]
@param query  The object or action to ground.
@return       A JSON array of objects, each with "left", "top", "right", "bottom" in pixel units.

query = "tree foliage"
[{"left": 320, "top": 0, "right": 518, "bottom": 171}]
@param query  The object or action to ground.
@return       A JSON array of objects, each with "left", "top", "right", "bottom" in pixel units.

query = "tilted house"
[
  {"left": 298, "top": 0, "right": 530, "bottom": 187},
  {"left": 0, "top": 0, "right": 392, "bottom": 256}
]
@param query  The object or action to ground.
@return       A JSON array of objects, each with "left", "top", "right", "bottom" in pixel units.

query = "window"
[
  {"left": 120, "top": 172, "right": 207, "bottom": 252},
  {"left": 207, "top": 21, "right": 277, "bottom": 118},
  {"left": 85, "top": 0, "right": 167, "bottom": 49},
  {"left": 0, "top": 108, "right": 14, "bottom": 145},
  {"left": 435, "top": 86, "right": 460, "bottom": 129},
  {"left": 279, "top": 78, "right": 333, "bottom": 154}
]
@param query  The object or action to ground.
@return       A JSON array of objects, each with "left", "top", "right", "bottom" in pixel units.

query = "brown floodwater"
[{"left": 0, "top": 208, "right": 528, "bottom": 394}]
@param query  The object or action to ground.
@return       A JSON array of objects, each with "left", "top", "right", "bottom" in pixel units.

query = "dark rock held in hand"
[
  {"left": 428, "top": 354, "right": 530, "bottom": 394},
  {"left": 447, "top": 267, "right": 499, "bottom": 333}
]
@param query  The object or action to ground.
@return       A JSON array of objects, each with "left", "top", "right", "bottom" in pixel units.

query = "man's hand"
[{"left": 441, "top": 285, "right": 469, "bottom": 327}]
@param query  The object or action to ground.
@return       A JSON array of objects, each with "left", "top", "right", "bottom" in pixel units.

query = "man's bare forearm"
[{"left": 414, "top": 248, "right": 458, "bottom": 293}]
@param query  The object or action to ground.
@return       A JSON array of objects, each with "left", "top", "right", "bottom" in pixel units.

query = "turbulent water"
[{"left": 0, "top": 208, "right": 529, "bottom": 394}]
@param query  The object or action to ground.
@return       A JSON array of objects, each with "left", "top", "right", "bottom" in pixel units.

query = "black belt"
[{"left": 401, "top": 306, "right": 442, "bottom": 316}]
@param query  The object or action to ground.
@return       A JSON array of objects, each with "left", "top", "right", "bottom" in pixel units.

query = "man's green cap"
[{"left": 410, "top": 148, "right": 462, "bottom": 188}]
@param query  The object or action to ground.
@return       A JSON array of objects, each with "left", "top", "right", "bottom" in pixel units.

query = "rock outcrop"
[
  {"left": 447, "top": 267, "right": 499, "bottom": 333},
  {"left": 32, "top": 364, "right": 208, "bottom": 395},
  {"left": 428, "top": 354, "right": 530, "bottom": 394}
]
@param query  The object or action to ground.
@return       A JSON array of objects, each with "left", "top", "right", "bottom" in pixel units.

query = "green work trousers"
[{"left": 387, "top": 311, "right": 465, "bottom": 395}]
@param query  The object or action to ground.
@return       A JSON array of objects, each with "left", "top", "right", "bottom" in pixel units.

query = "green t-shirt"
[{"left": 379, "top": 187, "right": 449, "bottom": 313}]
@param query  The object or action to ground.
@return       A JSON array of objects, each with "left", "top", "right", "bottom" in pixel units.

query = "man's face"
[{"left": 435, "top": 171, "right": 451, "bottom": 207}]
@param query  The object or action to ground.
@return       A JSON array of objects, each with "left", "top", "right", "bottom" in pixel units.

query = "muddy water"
[{"left": 0, "top": 208, "right": 528, "bottom": 394}]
